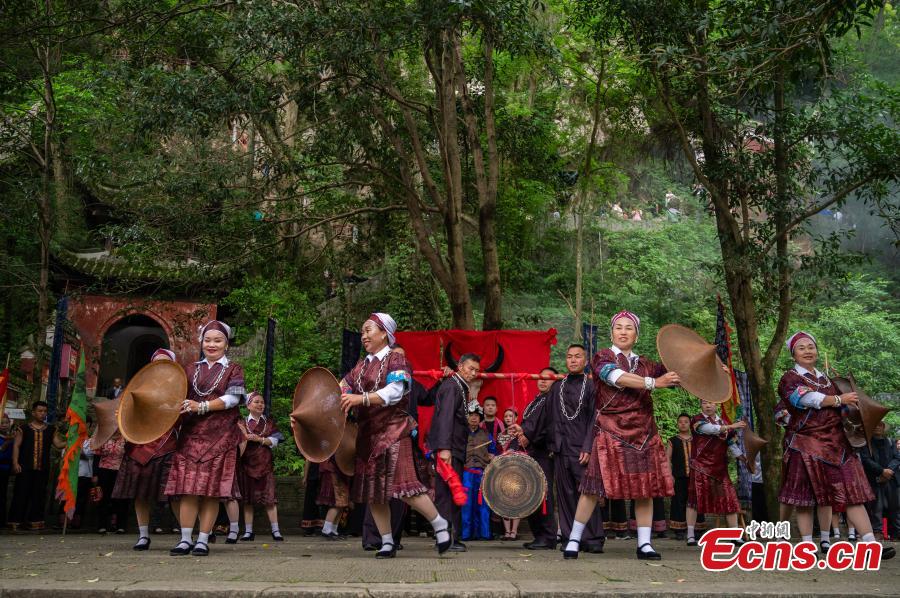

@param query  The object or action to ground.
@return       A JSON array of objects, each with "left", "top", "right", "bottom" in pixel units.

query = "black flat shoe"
[
  {"left": 881, "top": 545, "right": 895, "bottom": 560},
  {"left": 169, "top": 541, "right": 193, "bottom": 556},
  {"left": 225, "top": 532, "right": 239, "bottom": 544},
  {"left": 523, "top": 541, "right": 556, "bottom": 550},
  {"left": 133, "top": 537, "right": 151, "bottom": 551},
  {"left": 191, "top": 541, "right": 210, "bottom": 556},
  {"left": 563, "top": 539, "right": 580, "bottom": 559},
  {"left": 363, "top": 543, "right": 378, "bottom": 551},
  {"left": 435, "top": 529, "right": 453, "bottom": 554},
  {"left": 447, "top": 541, "right": 467, "bottom": 552},
  {"left": 375, "top": 542, "right": 396, "bottom": 559},
  {"left": 584, "top": 542, "right": 605, "bottom": 554},
  {"left": 272, "top": 531, "right": 284, "bottom": 542},
  {"left": 240, "top": 532, "right": 255, "bottom": 542},
  {"left": 686, "top": 538, "right": 698, "bottom": 547},
  {"left": 637, "top": 543, "right": 662, "bottom": 560}
]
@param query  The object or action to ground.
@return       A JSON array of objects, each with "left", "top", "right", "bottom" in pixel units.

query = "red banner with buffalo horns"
[{"left": 394, "top": 329, "right": 557, "bottom": 451}]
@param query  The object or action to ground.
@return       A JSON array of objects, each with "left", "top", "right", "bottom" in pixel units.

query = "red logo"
[{"left": 699, "top": 528, "right": 885, "bottom": 571}]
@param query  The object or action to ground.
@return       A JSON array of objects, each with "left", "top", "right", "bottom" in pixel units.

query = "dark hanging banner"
[
  {"left": 263, "top": 317, "right": 276, "bottom": 417},
  {"left": 45, "top": 296, "right": 68, "bottom": 424},
  {"left": 341, "top": 329, "right": 362, "bottom": 378}
]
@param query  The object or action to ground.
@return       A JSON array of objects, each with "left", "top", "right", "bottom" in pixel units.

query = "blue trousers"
[{"left": 461, "top": 469, "right": 491, "bottom": 540}]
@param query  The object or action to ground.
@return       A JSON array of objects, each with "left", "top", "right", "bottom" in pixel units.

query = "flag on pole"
[
  {"left": 714, "top": 295, "right": 742, "bottom": 423},
  {"left": 0, "top": 368, "right": 9, "bottom": 418},
  {"left": 55, "top": 350, "right": 88, "bottom": 519}
]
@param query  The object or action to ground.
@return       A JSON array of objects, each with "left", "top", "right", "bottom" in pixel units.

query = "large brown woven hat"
[
  {"left": 656, "top": 324, "right": 732, "bottom": 404},
  {"left": 742, "top": 428, "right": 768, "bottom": 475},
  {"left": 117, "top": 360, "right": 187, "bottom": 445},
  {"left": 480, "top": 452, "right": 547, "bottom": 519},
  {"left": 334, "top": 420, "right": 358, "bottom": 476},
  {"left": 833, "top": 373, "right": 890, "bottom": 451},
  {"left": 290, "top": 367, "right": 346, "bottom": 464},
  {"left": 90, "top": 398, "right": 120, "bottom": 450}
]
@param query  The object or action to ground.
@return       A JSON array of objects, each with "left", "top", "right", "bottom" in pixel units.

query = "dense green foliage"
[{"left": 0, "top": 1, "right": 897, "bottom": 475}]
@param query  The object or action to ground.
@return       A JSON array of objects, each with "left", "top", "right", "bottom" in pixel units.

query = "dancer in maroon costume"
[
  {"left": 238, "top": 391, "right": 284, "bottom": 542},
  {"left": 685, "top": 400, "right": 745, "bottom": 546},
  {"left": 777, "top": 331, "right": 893, "bottom": 559},
  {"left": 165, "top": 320, "right": 246, "bottom": 556},
  {"left": 112, "top": 348, "right": 181, "bottom": 551},
  {"left": 563, "top": 311, "right": 678, "bottom": 561},
  {"left": 337, "top": 312, "right": 451, "bottom": 558}
]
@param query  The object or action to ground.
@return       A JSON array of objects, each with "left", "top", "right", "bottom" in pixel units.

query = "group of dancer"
[{"left": 110, "top": 310, "right": 894, "bottom": 561}]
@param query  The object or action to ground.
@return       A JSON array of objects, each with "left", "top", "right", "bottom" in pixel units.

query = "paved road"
[{"left": 0, "top": 531, "right": 897, "bottom": 596}]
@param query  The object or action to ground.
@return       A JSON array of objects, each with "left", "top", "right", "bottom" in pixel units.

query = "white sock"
[
  {"left": 802, "top": 535, "right": 813, "bottom": 543},
  {"left": 565, "top": 520, "right": 586, "bottom": 552},
  {"left": 270, "top": 523, "right": 279, "bottom": 534},
  {"left": 322, "top": 521, "right": 334, "bottom": 534},
  {"left": 197, "top": 532, "right": 210, "bottom": 545},
  {"left": 849, "top": 527, "right": 857, "bottom": 536},
  {"left": 180, "top": 528, "right": 193, "bottom": 544},
  {"left": 832, "top": 528, "right": 841, "bottom": 539},
  {"left": 229, "top": 522, "right": 239, "bottom": 534},
  {"left": 687, "top": 525, "right": 695, "bottom": 540},
  {"left": 244, "top": 523, "right": 253, "bottom": 534},
  {"left": 138, "top": 525, "right": 149, "bottom": 539},
  {"left": 862, "top": 532, "right": 876, "bottom": 542},
  {"left": 378, "top": 533, "right": 394, "bottom": 553},
  {"left": 638, "top": 526, "right": 654, "bottom": 552},
  {"left": 135, "top": 536, "right": 150, "bottom": 546},
  {"left": 820, "top": 531, "right": 830, "bottom": 544},
  {"left": 430, "top": 514, "right": 450, "bottom": 544}
]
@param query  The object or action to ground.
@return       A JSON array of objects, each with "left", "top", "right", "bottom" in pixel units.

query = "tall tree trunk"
[{"left": 573, "top": 209, "right": 584, "bottom": 340}]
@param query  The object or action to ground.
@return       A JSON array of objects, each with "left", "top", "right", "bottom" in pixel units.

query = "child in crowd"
[
  {"left": 237, "top": 392, "right": 284, "bottom": 541},
  {"left": 462, "top": 403, "right": 492, "bottom": 541},
  {"left": 498, "top": 408, "right": 520, "bottom": 541}
]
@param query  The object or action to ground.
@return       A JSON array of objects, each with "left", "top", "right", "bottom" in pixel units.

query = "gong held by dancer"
[{"left": 336, "top": 312, "right": 453, "bottom": 558}]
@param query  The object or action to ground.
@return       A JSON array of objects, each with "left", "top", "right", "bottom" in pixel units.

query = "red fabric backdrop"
[{"left": 394, "top": 329, "right": 557, "bottom": 451}]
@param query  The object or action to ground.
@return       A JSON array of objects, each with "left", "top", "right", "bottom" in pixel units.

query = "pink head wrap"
[
  {"left": 151, "top": 348, "right": 176, "bottom": 361},
  {"left": 610, "top": 310, "right": 641, "bottom": 337},
  {"left": 366, "top": 312, "right": 397, "bottom": 346},
  {"left": 198, "top": 320, "right": 233, "bottom": 343},
  {"left": 786, "top": 331, "right": 817, "bottom": 355}
]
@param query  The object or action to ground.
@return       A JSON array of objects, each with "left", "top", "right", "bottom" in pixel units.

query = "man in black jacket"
[{"left": 860, "top": 422, "right": 900, "bottom": 540}]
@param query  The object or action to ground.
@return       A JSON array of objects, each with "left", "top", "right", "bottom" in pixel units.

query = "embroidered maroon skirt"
[
  {"left": 687, "top": 470, "right": 740, "bottom": 514},
  {"left": 778, "top": 449, "right": 873, "bottom": 507},
  {"left": 351, "top": 436, "right": 431, "bottom": 504},
  {"left": 238, "top": 468, "right": 277, "bottom": 506},
  {"left": 581, "top": 431, "right": 674, "bottom": 500},
  {"left": 112, "top": 453, "right": 173, "bottom": 503},
  {"left": 316, "top": 468, "right": 350, "bottom": 508},
  {"left": 164, "top": 448, "right": 241, "bottom": 500}
]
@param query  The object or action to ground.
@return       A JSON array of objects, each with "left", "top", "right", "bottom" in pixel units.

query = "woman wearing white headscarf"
[{"left": 337, "top": 312, "right": 451, "bottom": 558}]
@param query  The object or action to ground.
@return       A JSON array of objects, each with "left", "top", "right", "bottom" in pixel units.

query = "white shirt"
[
  {"left": 365, "top": 346, "right": 405, "bottom": 406},
  {"left": 607, "top": 345, "right": 640, "bottom": 388},
  {"left": 195, "top": 356, "right": 241, "bottom": 408},
  {"left": 246, "top": 414, "right": 281, "bottom": 448},
  {"left": 793, "top": 364, "right": 828, "bottom": 409}
]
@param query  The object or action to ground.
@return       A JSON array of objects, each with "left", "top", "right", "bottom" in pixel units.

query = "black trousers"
[
  {"left": 0, "top": 470, "right": 9, "bottom": 527},
  {"left": 97, "top": 467, "right": 130, "bottom": 531},
  {"left": 362, "top": 499, "right": 407, "bottom": 547},
  {"left": 556, "top": 454, "right": 604, "bottom": 544},
  {"left": 751, "top": 482, "right": 768, "bottom": 523},
  {"left": 526, "top": 451, "right": 556, "bottom": 544},
  {"left": 9, "top": 469, "right": 49, "bottom": 524},
  {"left": 868, "top": 481, "right": 900, "bottom": 539},
  {"left": 434, "top": 456, "right": 463, "bottom": 542}
]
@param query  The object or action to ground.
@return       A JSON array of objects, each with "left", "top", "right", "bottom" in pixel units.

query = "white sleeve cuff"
[
  {"left": 729, "top": 444, "right": 743, "bottom": 458},
  {"left": 696, "top": 422, "right": 722, "bottom": 435},
  {"left": 267, "top": 435, "right": 280, "bottom": 448},
  {"left": 81, "top": 439, "right": 95, "bottom": 456},
  {"left": 607, "top": 368, "right": 626, "bottom": 388},
  {"left": 375, "top": 381, "right": 406, "bottom": 406},
  {"left": 798, "top": 391, "right": 826, "bottom": 409},
  {"left": 219, "top": 394, "right": 240, "bottom": 409}
]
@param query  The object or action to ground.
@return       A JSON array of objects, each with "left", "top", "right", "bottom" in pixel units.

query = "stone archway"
[{"left": 98, "top": 314, "right": 170, "bottom": 396}]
